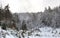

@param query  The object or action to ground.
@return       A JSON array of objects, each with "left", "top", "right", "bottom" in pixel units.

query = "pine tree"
[{"left": 4, "top": 4, "right": 12, "bottom": 20}]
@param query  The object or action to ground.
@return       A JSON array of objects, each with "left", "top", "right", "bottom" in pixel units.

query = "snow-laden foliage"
[
  {"left": 0, "top": 26, "right": 60, "bottom": 38},
  {"left": 12, "top": 6, "right": 60, "bottom": 30}
]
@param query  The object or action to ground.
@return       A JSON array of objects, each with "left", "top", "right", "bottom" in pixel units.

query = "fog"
[{"left": 0, "top": 0, "right": 60, "bottom": 13}]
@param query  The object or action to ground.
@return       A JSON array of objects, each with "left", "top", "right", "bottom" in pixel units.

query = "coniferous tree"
[
  {"left": 0, "top": 6, "right": 3, "bottom": 21},
  {"left": 48, "top": 6, "right": 52, "bottom": 12},
  {"left": 4, "top": 4, "right": 12, "bottom": 20}
]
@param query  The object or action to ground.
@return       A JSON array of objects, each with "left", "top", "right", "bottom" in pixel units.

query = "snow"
[{"left": 0, "top": 26, "right": 60, "bottom": 38}]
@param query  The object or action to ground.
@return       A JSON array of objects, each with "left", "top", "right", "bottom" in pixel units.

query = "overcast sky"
[{"left": 0, "top": 0, "right": 60, "bottom": 13}]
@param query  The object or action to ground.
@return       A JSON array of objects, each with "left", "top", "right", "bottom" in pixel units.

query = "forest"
[{"left": 0, "top": 5, "right": 60, "bottom": 30}]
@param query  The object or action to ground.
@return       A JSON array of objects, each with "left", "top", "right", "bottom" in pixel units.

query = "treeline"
[
  {"left": 14, "top": 6, "right": 60, "bottom": 29},
  {"left": 40, "top": 6, "right": 60, "bottom": 28},
  {"left": 0, "top": 4, "right": 60, "bottom": 30}
]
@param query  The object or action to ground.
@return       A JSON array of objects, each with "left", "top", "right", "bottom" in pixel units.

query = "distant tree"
[
  {"left": 44, "top": 7, "right": 48, "bottom": 11},
  {"left": 4, "top": 4, "right": 9, "bottom": 10},
  {"left": 48, "top": 6, "right": 52, "bottom": 12},
  {"left": 21, "top": 20, "right": 27, "bottom": 30},
  {"left": 13, "top": 13, "right": 20, "bottom": 23},
  {"left": 32, "top": 13, "right": 36, "bottom": 21},
  {"left": 0, "top": 6, "right": 3, "bottom": 21},
  {"left": 3, "top": 4, "right": 13, "bottom": 28},
  {"left": 4, "top": 4, "right": 12, "bottom": 20}
]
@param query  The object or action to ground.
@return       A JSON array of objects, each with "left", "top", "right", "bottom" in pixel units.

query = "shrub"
[{"left": 2, "top": 23, "right": 7, "bottom": 30}]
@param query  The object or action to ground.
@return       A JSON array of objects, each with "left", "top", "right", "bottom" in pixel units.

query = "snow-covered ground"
[{"left": 0, "top": 26, "right": 60, "bottom": 38}]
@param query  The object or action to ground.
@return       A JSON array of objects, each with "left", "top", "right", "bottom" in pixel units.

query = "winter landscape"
[{"left": 0, "top": 0, "right": 60, "bottom": 38}]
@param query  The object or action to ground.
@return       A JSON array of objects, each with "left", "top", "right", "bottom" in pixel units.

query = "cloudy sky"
[{"left": 0, "top": 0, "right": 60, "bottom": 13}]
